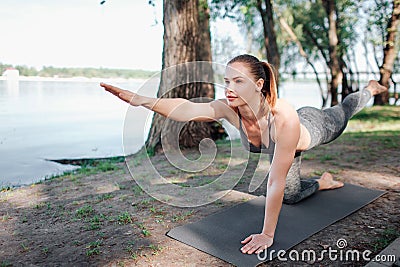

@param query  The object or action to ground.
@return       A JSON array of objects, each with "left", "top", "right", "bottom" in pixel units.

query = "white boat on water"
[
  {"left": 2, "top": 68, "right": 20, "bottom": 95},
  {"left": 2, "top": 68, "right": 19, "bottom": 80}
]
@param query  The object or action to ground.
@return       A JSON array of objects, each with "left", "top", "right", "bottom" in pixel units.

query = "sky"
[
  {"left": 0, "top": 1, "right": 382, "bottom": 74},
  {"left": 0, "top": 0, "right": 166, "bottom": 71},
  {"left": 0, "top": 0, "right": 246, "bottom": 72}
]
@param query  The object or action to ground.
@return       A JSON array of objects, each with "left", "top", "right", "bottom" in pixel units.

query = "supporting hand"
[
  {"left": 100, "top": 83, "right": 142, "bottom": 106},
  {"left": 240, "top": 233, "right": 274, "bottom": 254}
]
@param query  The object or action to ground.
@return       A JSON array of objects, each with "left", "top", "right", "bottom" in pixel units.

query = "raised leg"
[{"left": 298, "top": 80, "right": 387, "bottom": 150}]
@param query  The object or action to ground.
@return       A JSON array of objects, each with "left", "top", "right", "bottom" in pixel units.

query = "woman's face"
[{"left": 224, "top": 62, "right": 263, "bottom": 107}]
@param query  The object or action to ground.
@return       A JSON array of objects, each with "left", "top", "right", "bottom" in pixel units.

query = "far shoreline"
[{"left": 0, "top": 75, "right": 149, "bottom": 83}]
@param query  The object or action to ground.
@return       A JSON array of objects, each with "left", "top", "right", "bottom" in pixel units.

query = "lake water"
[{"left": 0, "top": 77, "right": 339, "bottom": 186}]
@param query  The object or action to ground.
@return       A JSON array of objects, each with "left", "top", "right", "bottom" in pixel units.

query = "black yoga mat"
[{"left": 166, "top": 183, "right": 385, "bottom": 267}]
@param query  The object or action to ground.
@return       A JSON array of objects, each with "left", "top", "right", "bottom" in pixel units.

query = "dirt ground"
[{"left": 0, "top": 130, "right": 399, "bottom": 267}]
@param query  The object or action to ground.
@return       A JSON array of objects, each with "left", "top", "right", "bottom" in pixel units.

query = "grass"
[
  {"left": 319, "top": 154, "right": 335, "bottom": 162},
  {"left": 306, "top": 106, "right": 400, "bottom": 167},
  {"left": 41, "top": 247, "right": 49, "bottom": 255},
  {"left": 34, "top": 156, "right": 126, "bottom": 185},
  {"left": 97, "top": 193, "right": 114, "bottom": 202},
  {"left": 132, "top": 185, "right": 143, "bottom": 196},
  {"left": 33, "top": 203, "right": 45, "bottom": 209},
  {"left": 87, "top": 215, "right": 103, "bottom": 230},
  {"left": 117, "top": 212, "right": 133, "bottom": 225},
  {"left": 21, "top": 216, "right": 28, "bottom": 223},
  {"left": 171, "top": 210, "right": 194, "bottom": 222},
  {"left": 1, "top": 261, "right": 12, "bottom": 267},
  {"left": 347, "top": 106, "right": 400, "bottom": 132},
  {"left": 135, "top": 222, "right": 151, "bottom": 237},
  {"left": 342, "top": 130, "right": 400, "bottom": 149},
  {"left": 75, "top": 205, "right": 95, "bottom": 219},
  {"left": 20, "top": 242, "right": 29, "bottom": 252},
  {"left": 350, "top": 106, "right": 400, "bottom": 123},
  {"left": 133, "top": 198, "right": 153, "bottom": 208},
  {"left": 86, "top": 240, "right": 102, "bottom": 256},
  {"left": 371, "top": 227, "right": 400, "bottom": 252},
  {"left": 142, "top": 229, "right": 151, "bottom": 237},
  {"left": 148, "top": 244, "right": 163, "bottom": 255},
  {"left": 76, "top": 158, "right": 123, "bottom": 175},
  {"left": 1, "top": 213, "right": 11, "bottom": 222}
]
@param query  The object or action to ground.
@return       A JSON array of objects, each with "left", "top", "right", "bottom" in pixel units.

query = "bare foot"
[
  {"left": 317, "top": 172, "right": 344, "bottom": 190},
  {"left": 365, "top": 80, "right": 388, "bottom": 96}
]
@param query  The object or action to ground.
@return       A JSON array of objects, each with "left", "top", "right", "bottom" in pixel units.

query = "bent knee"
[{"left": 283, "top": 194, "right": 302, "bottom": 205}]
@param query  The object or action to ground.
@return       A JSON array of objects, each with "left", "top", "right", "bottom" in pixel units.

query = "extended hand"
[
  {"left": 100, "top": 83, "right": 141, "bottom": 106},
  {"left": 240, "top": 233, "right": 274, "bottom": 254}
]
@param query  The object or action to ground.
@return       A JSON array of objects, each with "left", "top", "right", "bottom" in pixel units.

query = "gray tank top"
[{"left": 238, "top": 110, "right": 275, "bottom": 154}]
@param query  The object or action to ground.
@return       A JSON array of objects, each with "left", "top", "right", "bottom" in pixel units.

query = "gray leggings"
[{"left": 277, "top": 89, "right": 372, "bottom": 204}]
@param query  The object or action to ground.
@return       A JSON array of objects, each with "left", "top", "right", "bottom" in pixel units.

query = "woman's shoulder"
[
  {"left": 272, "top": 99, "right": 296, "bottom": 116},
  {"left": 271, "top": 99, "right": 299, "bottom": 127}
]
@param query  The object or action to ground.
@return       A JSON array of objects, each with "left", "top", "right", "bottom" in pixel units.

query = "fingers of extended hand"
[
  {"left": 241, "top": 235, "right": 252, "bottom": 244},
  {"left": 100, "top": 83, "right": 123, "bottom": 96},
  {"left": 241, "top": 240, "right": 259, "bottom": 254},
  {"left": 100, "top": 83, "right": 137, "bottom": 104},
  {"left": 240, "top": 234, "right": 272, "bottom": 254},
  {"left": 240, "top": 235, "right": 256, "bottom": 254}
]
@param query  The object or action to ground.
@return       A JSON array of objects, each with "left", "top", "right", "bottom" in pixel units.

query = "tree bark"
[
  {"left": 374, "top": 0, "right": 400, "bottom": 105},
  {"left": 145, "top": 0, "right": 221, "bottom": 154},
  {"left": 322, "top": 0, "right": 341, "bottom": 106},
  {"left": 256, "top": 0, "right": 280, "bottom": 84}
]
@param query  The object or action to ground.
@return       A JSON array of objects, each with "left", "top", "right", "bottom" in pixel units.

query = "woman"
[{"left": 100, "top": 54, "right": 387, "bottom": 255}]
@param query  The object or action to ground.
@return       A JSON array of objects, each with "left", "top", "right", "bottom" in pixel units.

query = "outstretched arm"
[
  {"left": 101, "top": 83, "right": 231, "bottom": 122},
  {"left": 240, "top": 100, "right": 300, "bottom": 254}
]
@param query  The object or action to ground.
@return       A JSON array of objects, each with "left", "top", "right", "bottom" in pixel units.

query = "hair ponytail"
[{"left": 260, "top": 62, "right": 278, "bottom": 109}]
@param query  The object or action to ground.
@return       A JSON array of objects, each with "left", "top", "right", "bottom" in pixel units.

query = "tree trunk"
[
  {"left": 322, "top": 0, "right": 341, "bottom": 106},
  {"left": 339, "top": 57, "right": 353, "bottom": 100},
  {"left": 197, "top": 0, "right": 215, "bottom": 99},
  {"left": 374, "top": 0, "right": 400, "bottom": 105},
  {"left": 256, "top": 0, "right": 280, "bottom": 84},
  {"left": 145, "top": 0, "right": 221, "bottom": 154}
]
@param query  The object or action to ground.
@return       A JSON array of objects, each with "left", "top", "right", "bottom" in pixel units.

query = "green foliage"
[
  {"left": 135, "top": 221, "right": 151, "bottom": 236},
  {"left": 351, "top": 106, "right": 400, "bottom": 122},
  {"left": 277, "top": 0, "right": 361, "bottom": 72},
  {"left": 146, "top": 146, "right": 155, "bottom": 157},
  {"left": 364, "top": 0, "right": 399, "bottom": 72},
  {"left": 87, "top": 215, "right": 103, "bottom": 231},
  {"left": 75, "top": 205, "right": 95, "bottom": 218},
  {"left": 1, "top": 261, "right": 12, "bottom": 267},
  {"left": 210, "top": 0, "right": 265, "bottom": 57},
  {"left": 372, "top": 227, "right": 400, "bottom": 252},
  {"left": 117, "top": 212, "right": 133, "bottom": 225},
  {"left": 48, "top": 156, "right": 124, "bottom": 179},
  {"left": 97, "top": 193, "right": 114, "bottom": 202},
  {"left": 365, "top": 0, "right": 393, "bottom": 46},
  {"left": 86, "top": 240, "right": 102, "bottom": 256}
]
